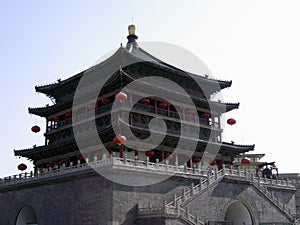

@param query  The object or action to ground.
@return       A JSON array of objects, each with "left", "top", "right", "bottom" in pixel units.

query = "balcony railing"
[{"left": 48, "top": 102, "right": 216, "bottom": 132}]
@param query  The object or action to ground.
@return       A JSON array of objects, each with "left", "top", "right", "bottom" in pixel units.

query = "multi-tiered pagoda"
[
  {"left": 14, "top": 24, "right": 254, "bottom": 175},
  {"left": 2, "top": 25, "right": 297, "bottom": 225}
]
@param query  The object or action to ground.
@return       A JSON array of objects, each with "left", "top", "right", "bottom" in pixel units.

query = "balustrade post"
[
  {"left": 166, "top": 159, "right": 169, "bottom": 171},
  {"left": 146, "top": 156, "right": 149, "bottom": 167},
  {"left": 186, "top": 207, "right": 190, "bottom": 220},
  {"left": 191, "top": 183, "right": 195, "bottom": 195},
  {"left": 182, "top": 189, "right": 186, "bottom": 201},
  {"left": 124, "top": 153, "right": 127, "bottom": 164},
  {"left": 174, "top": 194, "right": 177, "bottom": 207},
  {"left": 222, "top": 164, "right": 226, "bottom": 175},
  {"left": 214, "top": 168, "right": 218, "bottom": 180},
  {"left": 199, "top": 178, "right": 202, "bottom": 190}
]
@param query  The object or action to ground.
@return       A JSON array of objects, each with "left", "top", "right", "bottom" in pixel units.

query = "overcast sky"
[{"left": 1, "top": 0, "right": 300, "bottom": 177}]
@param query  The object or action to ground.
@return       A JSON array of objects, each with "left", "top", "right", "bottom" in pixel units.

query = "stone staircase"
[
  {"left": 137, "top": 204, "right": 205, "bottom": 225},
  {"left": 164, "top": 167, "right": 297, "bottom": 224}
]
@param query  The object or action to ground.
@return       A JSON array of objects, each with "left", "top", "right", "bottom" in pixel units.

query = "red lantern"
[
  {"left": 193, "top": 157, "right": 201, "bottom": 163},
  {"left": 186, "top": 109, "right": 196, "bottom": 115},
  {"left": 145, "top": 151, "right": 155, "bottom": 157},
  {"left": 141, "top": 98, "right": 150, "bottom": 105},
  {"left": 65, "top": 112, "right": 72, "bottom": 118},
  {"left": 57, "top": 160, "right": 64, "bottom": 166},
  {"left": 165, "top": 153, "right": 173, "bottom": 159},
  {"left": 210, "top": 160, "right": 217, "bottom": 166},
  {"left": 46, "top": 163, "right": 54, "bottom": 168},
  {"left": 54, "top": 116, "right": 61, "bottom": 122},
  {"left": 31, "top": 125, "right": 40, "bottom": 133},
  {"left": 159, "top": 102, "right": 168, "bottom": 109},
  {"left": 78, "top": 155, "right": 84, "bottom": 161},
  {"left": 202, "top": 113, "right": 210, "bottom": 119},
  {"left": 113, "top": 135, "right": 127, "bottom": 145},
  {"left": 18, "top": 163, "right": 27, "bottom": 171},
  {"left": 227, "top": 118, "right": 236, "bottom": 125},
  {"left": 241, "top": 157, "right": 251, "bottom": 165},
  {"left": 101, "top": 98, "right": 110, "bottom": 105},
  {"left": 87, "top": 104, "right": 95, "bottom": 111},
  {"left": 115, "top": 92, "right": 127, "bottom": 102}
]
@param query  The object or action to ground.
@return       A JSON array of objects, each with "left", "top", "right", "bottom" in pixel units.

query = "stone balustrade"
[{"left": 0, "top": 157, "right": 297, "bottom": 191}]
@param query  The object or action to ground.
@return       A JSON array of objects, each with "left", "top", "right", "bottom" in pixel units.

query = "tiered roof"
[{"left": 15, "top": 25, "right": 255, "bottom": 161}]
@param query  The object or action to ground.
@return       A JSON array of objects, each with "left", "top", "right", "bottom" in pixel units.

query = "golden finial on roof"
[{"left": 128, "top": 24, "right": 136, "bottom": 35}]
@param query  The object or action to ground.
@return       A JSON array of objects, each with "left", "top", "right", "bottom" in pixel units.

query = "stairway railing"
[{"left": 165, "top": 167, "right": 296, "bottom": 222}]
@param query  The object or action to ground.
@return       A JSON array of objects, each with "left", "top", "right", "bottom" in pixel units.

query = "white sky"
[{"left": 0, "top": 0, "right": 300, "bottom": 177}]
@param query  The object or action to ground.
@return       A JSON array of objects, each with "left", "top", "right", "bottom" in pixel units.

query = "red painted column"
[
  {"left": 154, "top": 100, "right": 157, "bottom": 114},
  {"left": 167, "top": 104, "right": 170, "bottom": 117},
  {"left": 134, "top": 150, "right": 139, "bottom": 159},
  {"left": 108, "top": 147, "right": 112, "bottom": 158},
  {"left": 120, "top": 145, "right": 124, "bottom": 158},
  {"left": 189, "top": 158, "right": 193, "bottom": 168}
]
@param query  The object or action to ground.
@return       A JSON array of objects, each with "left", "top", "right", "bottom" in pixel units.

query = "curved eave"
[
  {"left": 28, "top": 100, "right": 73, "bottom": 117},
  {"left": 35, "top": 46, "right": 233, "bottom": 98},
  {"left": 35, "top": 70, "right": 85, "bottom": 97},
  {"left": 224, "top": 102, "right": 240, "bottom": 112},
  {"left": 221, "top": 142, "right": 255, "bottom": 154},
  {"left": 14, "top": 140, "right": 75, "bottom": 160},
  {"left": 119, "top": 119, "right": 254, "bottom": 155},
  {"left": 132, "top": 47, "right": 232, "bottom": 89},
  {"left": 29, "top": 69, "right": 239, "bottom": 117}
]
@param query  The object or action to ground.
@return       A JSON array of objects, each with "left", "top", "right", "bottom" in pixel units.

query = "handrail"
[
  {"left": 165, "top": 167, "right": 296, "bottom": 222},
  {"left": 137, "top": 204, "right": 205, "bottom": 225},
  {"left": 1, "top": 160, "right": 297, "bottom": 222},
  {"left": 0, "top": 157, "right": 206, "bottom": 187},
  {"left": 48, "top": 101, "right": 218, "bottom": 132}
]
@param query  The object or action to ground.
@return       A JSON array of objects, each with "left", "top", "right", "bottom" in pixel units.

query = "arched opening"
[
  {"left": 16, "top": 205, "right": 38, "bottom": 225},
  {"left": 225, "top": 201, "right": 253, "bottom": 225}
]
